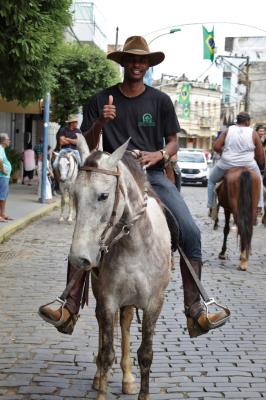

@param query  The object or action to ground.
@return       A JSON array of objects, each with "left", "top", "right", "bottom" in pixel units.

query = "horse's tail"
[{"left": 237, "top": 170, "right": 253, "bottom": 257}]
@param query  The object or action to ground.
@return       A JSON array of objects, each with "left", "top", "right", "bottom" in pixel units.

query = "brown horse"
[{"left": 212, "top": 167, "right": 260, "bottom": 271}]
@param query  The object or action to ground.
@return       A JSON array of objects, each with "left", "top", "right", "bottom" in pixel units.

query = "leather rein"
[{"left": 79, "top": 164, "right": 148, "bottom": 257}]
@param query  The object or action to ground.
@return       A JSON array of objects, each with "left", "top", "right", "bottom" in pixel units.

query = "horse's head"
[
  {"left": 69, "top": 138, "right": 130, "bottom": 271},
  {"left": 58, "top": 153, "right": 71, "bottom": 182}
]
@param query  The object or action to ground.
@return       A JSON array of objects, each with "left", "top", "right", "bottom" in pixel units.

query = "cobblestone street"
[{"left": 0, "top": 185, "right": 265, "bottom": 400}]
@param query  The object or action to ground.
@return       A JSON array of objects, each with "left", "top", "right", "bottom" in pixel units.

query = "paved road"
[{"left": 0, "top": 185, "right": 265, "bottom": 400}]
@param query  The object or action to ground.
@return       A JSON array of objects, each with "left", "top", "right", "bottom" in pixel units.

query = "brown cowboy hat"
[{"left": 107, "top": 36, "right": 165, "bottom": 67}]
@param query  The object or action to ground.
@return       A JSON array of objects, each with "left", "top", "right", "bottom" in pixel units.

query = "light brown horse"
[{"left": 213, "top": 167, "right": 260, "bottom": 270}]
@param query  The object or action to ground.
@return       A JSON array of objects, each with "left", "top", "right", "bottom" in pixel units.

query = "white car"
[{"left": 177, "top": 150, "right": 210, "bottom": 187}]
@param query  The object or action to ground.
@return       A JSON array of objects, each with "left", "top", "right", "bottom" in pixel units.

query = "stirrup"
[
  {"left": 203, "top": 298, "right": 230, "bottom": 329},
  {"left": 38, "top": 297, "right": 69, "bottom": 328},
  {"left": 187, "top": 299, "right": 230, "bottom": 338}
]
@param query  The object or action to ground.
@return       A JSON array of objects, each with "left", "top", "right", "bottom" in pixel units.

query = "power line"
[{"left": 144, "top": 21, "right": 266, "bottom": 37}]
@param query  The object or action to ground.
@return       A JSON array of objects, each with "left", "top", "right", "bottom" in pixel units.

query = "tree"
[
  {"left": 0, "top": 1, "right": 72, "bottom": 104},
  {"left": 51, "top": 42, "right": 120, "bottom": 125}
]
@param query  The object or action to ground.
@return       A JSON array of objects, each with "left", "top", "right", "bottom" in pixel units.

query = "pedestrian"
[
  {"left": 22, "top": 143, "right": 35, "bottom": 186},
  {"left": 207, "top": 112, "right": 265, "bottom": 215},
  {"left": 34, "top": 138, "right": 43, "bottom": 164},
  {"left": 256, "top": 125, "right": 265, "bottom": 144},
  {"left": 37, "top": 152, "right": 53, "bottom": 203},
  {"left": 0, "top": 133, "right": 13, "bottom": 222},
  {"left": 39, "top": 35, "right": 229, "bottom": 338}
]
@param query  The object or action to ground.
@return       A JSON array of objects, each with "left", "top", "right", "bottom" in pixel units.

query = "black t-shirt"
[
  {"left": 81, "top": 84, "right": 180, "bottom": 170},
  {"left": 59, "top": 127, "right": 81, "bottom": 149}
]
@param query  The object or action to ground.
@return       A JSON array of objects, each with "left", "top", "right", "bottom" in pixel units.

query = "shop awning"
[{"left": 0, "top": 97, "right": 42, "bottom": 114}]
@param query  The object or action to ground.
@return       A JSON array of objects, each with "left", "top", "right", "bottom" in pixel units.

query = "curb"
[{"left": 0, "top": 199, "right": 60, "bottom": 243}]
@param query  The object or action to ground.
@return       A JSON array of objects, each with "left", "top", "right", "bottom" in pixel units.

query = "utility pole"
[{"left": 216, "top": 55, "right": 250, "bottom": 113}]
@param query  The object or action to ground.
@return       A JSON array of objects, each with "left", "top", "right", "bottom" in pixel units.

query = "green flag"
[
  {"left": 203, "top": 26, "right": 215, "bottom": 62},
  {"left": 178, "top": 83, "right": 190, "bottom": 119},
  {"left": 178, "top": 83, "right": 190, "bottom": 106}
]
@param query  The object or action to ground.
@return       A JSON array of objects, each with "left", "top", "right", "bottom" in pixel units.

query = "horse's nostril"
[{"left": 80, "top": 258, "right": 91, "bottom": 269}]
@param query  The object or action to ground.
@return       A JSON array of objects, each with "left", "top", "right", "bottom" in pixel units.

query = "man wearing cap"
[
  {"left": 40, "top": 36, "right": 229, "bottom": 338},
  {"left": 207, "top": 112, "right": 265, "bottom": 215}
]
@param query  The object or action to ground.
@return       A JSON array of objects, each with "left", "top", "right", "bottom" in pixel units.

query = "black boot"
[{"left": 180, "top": 257, "right": 228, "bottom": 338}]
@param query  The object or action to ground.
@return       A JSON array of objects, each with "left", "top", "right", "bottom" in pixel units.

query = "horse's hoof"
[
  {"left": 238, "top": 266, "right": 247, "bottom": 271},
  {"left": 92, "top": 376, "right": 100, "bottom": 391},
  {"left": 67, "top": 220, "right": 73, "bottom": 225},
  {"left": 218, "top": 253, "right": 227, "bottom": 260},
  {"left": 138, "top": 393, "right": 150, "bottom": 400},
  {"left": 122, "top": 381, "right": 138, "bottom": 395},
  {"left": 96, "top": 392, "right": 107, "bottom": 400},
  {"left": 58, "top": 219, "right": 64, "bottom": 224}
]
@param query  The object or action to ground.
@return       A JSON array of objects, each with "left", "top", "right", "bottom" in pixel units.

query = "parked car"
[{"left": 177, "top": 150, "right": 209, "bottom": 186}]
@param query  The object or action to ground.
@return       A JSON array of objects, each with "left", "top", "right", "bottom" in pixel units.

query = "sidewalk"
[{"left": 0, "top": 179, "right": 60, "bottom": 243}]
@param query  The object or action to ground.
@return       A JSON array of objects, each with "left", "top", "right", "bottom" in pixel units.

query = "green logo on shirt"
[{"left": 138, "top": 113, "right": 155, "bottom": 127}]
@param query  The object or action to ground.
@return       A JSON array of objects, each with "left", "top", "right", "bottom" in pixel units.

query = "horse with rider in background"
[
  {"left": 53, "top": 115, "right": 81, "bottom": 223},
  {"left": 208, "top": 112, "right": 265, "bottom": 270}
]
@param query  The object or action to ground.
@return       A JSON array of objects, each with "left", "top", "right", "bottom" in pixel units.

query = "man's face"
[
  {"left": 69, "top": 121, "right": 78, "bottom": 131},
  {"left": 122, "top": 54, "right": 149, "bottom": 82},
  {"left": 257, "top": 128, "right": 265, "bottom": 139},
  {"left": 2, "top": 136, "right": 10, "bottom": 147}
]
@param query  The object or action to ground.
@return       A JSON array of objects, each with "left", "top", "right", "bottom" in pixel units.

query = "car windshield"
[{"left": 178, "top": 152, "right": 205, "bottom": 163}]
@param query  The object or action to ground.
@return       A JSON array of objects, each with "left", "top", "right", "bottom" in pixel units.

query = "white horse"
[
  {"left": 57, "top": 152, "right": 78, "bottom": 224},
  {"left": 69, "top": 134, "right": 172, "bottom": 400}
]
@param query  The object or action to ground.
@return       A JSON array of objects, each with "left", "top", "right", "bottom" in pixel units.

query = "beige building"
[{"left": 157, "top": 76, "right": 222, "bottom": 150}]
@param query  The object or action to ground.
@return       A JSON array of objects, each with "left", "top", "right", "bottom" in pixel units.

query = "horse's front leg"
[
  {"left": 137, "top": 299, "right": 163, "bottom": 400},
  {"left": 219, "top": 209, "right": 230, "bottom": 259},
  {"left": 59, "top": 189, "right": 66, "bottom": 223},
  {"left": 120, "top": 306, "right": 137, "bottom": 395},
  {"left": 95, "top": 304, "right": 115, "bottom": 400},
  {"left": 67, "top": 193, "right": 74, "bottom": 224}
]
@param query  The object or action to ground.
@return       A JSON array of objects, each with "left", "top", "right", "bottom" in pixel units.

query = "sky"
[{"left": 93, "top": 0, "right": 266, "bottom": 85}]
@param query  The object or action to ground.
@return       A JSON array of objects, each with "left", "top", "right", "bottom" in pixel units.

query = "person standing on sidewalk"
[
  {"left": 0, "top": 133, "right": 13, "bottom": 222},
  {"left": 22, "top": 143, "right": 35, "bottom": 186},
  {"left": 39, "top": 36, "right": 229, "bottom": 338}
]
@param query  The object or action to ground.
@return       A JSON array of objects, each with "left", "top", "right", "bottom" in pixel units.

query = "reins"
[{"left": 79, "top": 164, "right": 149, "bottom": 256}]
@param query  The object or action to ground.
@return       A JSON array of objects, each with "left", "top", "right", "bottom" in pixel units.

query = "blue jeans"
[
  {"left": 147, "top": 170, "right": 202, "bottom": 261},
  {"left": 207, "top": 164, "right": 263, "bottom": 208},
  {"left": 53, "top": 148, "right": 81, "bottom": 170}
]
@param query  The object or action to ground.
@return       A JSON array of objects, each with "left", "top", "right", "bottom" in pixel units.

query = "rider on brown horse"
[{"left": 207, "top": 112, "right": 265, "bottom": 215}]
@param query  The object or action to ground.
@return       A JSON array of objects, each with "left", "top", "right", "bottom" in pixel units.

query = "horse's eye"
[{"left": 98, "top": 193, "right": 109, "bottom": 201}]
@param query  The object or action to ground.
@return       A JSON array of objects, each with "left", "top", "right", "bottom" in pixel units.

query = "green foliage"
[
  {"left": 5, "top": 147, "right": 22, "bottom": 173},
  {"left": 51, "top": 42, "right": 120, "bottom": 125},
  {"left": 0, "top": 0, "right": 72, "bottom": 104}
]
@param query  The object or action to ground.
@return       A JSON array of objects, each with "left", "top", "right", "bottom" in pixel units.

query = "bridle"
[{"left": 79, "top": 164, "right": 148, "bottom": 257}]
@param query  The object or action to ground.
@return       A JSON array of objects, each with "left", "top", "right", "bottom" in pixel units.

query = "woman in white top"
[{"left": 207, "top": 112, "right": 265, "bottom": 211}]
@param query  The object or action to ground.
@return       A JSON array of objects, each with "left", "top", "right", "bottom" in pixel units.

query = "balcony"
[{"left": 199, "top": 117, "right": 212, "bottom": 128}]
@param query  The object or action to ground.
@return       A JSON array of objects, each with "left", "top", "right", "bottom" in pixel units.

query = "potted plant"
[{"left": 5, "top": 147, "right": 22, "bottom": 183}]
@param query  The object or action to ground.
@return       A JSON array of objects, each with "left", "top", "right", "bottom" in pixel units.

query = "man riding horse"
[
  {"left": 207, "top": 112, "right": 265, "bottom": 215},
  {"left": 40, "top": 35, "right": 229, "bottom": 338},
  {"left": 53, "top": 115, "right": 82, "bottom": 172}
]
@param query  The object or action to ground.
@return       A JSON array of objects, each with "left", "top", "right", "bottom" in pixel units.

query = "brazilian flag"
[
  {"left": 178, "top": 83, "right": 190, "bottom": 106},
  {"left": 178, "top": 83, "right": 190, "bottom": 120},
  {"left": 203, "top": 26, "right": 215, "bottom": 62}
]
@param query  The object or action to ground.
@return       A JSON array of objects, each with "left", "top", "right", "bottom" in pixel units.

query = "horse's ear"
[
  {"left": 53, "top": 151, "right": 59, "bottom": 156},
  {"left": 76, "top": 134, "right": 90, "bottom": 165},
  {"left": 106, "top": 138, "right": 131, "bottom": 169}
]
